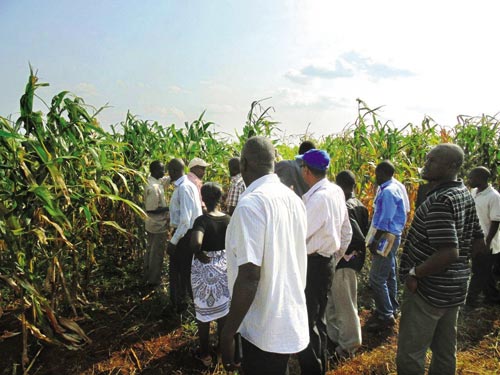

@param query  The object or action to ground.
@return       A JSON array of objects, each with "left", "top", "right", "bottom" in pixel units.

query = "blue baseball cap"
[{"left": 295, "top": 149, "right": 330, "bottom": 171}]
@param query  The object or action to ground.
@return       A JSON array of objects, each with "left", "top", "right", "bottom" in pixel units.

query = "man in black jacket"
[{"left": 326, "top": 170, "right": 369, "bottom": 358}]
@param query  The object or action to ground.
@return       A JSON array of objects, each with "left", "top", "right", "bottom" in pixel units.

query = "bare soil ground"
[{"left": 1, "top": 266, "right": 499, "bottom": 375}]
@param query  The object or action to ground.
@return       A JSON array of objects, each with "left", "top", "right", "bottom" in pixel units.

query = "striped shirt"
[{"left": 400, "top": 180, "right": 483, "bottom": 308}]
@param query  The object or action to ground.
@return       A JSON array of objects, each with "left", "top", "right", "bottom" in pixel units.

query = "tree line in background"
[{"left": 0, "top": 68, "right": 499, "bottom": 371}]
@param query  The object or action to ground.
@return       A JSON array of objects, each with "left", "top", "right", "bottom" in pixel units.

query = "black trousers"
[
  {"left": 168, "top": 230, "right": 193, "bottom": 311},
  {"left": 241, "top": 337, "right": 290, "bottom": 375},
  {"left": 298, "top": 255, "right": 332, "bottom": 375},
  {"left": 467, "top": 251, "right": 500, "bottom": 304}
]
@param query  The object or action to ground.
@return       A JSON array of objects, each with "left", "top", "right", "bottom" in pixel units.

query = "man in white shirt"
[
  {"left": 143, "top": 160, "right": 169, "bottom": 286},
  {"left": 466, "top": 166, "right": 500, "bottom": 306},
  {"left": 221, "top": 137, "right": 309, "bottom": 375},
  {"left": 167, "top": 158, "right": 203, "bottom": 313},
  {"left": 296, "top": 149, "right": 352, "bottom": 375}
]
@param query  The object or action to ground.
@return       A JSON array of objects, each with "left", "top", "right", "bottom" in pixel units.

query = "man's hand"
[
  {"left": 167, "top": 242, "right": 176, "bottom": 256},
  {"left": 195, "top": 251, "right": 210, "bottom": 264},
  {"left": 405, "top": 275, "right": 418, "bottom": 293}
]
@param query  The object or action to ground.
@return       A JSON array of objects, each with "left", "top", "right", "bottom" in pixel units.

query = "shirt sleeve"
[
  {"left": 489, "top": 193, "right": 500, "bottom": 222},
  {"left": 191, "top": 215, "right": 207, "bottom": 234},
  {"left": 373, "top": 189, "right": 398, "bottom": 232},
  {"left": 340, "top": 206, "right": 353, "bottom": 252},
  {"left": 229, "top": 201, "right": 266, "bottom": 267},
  {"left": 171, "top": 185, "right": 198, "bottom": 245}
]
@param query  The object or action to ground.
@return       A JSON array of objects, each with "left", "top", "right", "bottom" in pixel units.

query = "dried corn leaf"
[
  {"left": 59, "top": 316, "right": 92, "bottom": 344},
  {"left": 0, "top": 331, "right": 21, "bottom": 340}
]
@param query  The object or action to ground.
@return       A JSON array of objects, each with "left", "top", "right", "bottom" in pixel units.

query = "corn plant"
[{"left": 0, "top": 69, "right": 145, "bottom": 371}]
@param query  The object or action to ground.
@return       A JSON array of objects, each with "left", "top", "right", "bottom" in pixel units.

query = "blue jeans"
[{"left": 369, "top": 235, "right": 401, "bottom": 319}]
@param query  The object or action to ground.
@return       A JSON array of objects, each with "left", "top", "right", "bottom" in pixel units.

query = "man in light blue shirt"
[{"left": 367, "top": 160, "right": 407, "bottom": 330}]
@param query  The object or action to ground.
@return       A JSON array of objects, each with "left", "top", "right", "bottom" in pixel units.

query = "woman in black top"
[{"left": 190, "top": 182, "right": 231, "bottom": 367}]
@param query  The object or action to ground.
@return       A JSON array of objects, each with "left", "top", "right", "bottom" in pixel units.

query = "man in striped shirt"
[
  {"left": 396, "top": 144, "right": 484, "bottom": 375},
  {"left": 226, "top": 157, "right": 245, "bottom": 215}
]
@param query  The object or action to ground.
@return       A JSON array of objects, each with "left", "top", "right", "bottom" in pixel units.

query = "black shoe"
[
  {"left": 366, "top": 315, "right": 396, "bottom": 332},
  {"left": 484, "top": 296, "right": 500, "bottom": 305}
]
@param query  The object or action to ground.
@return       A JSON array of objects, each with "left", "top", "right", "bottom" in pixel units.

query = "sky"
[{"left": 1, "top": 0, "right": 500, "bottom": 139}]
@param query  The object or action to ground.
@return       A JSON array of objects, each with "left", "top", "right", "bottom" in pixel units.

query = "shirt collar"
[
  {"left": 379, "top": 179, "right": 393, "bottom": 189},
  {"left": 427, "top": 179, "right": 464, "bottom": 195},
  {"left": 174, "top": 174, "right": 188, "bottom": 187},
  {"left": 475, "top": 185, "right": 493, "bottom": 196},
  {"left": 302, "top": 177, "right": 328, "bottom": 201},
  {"left": 240, "top": 174, "right": 279, "bottom": 197},
  {"left": 231, "top": 173, "right": 242, "bottom": 182},
  {"left": 148, "top": 175, "right": 162, "bottom": 184}
]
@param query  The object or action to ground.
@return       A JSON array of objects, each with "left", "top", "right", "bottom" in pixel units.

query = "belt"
[{"left": 308, "top": 253, "right": 332, "bottom": 259}]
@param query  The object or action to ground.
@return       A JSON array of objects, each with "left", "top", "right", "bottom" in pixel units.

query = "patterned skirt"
[{"left": 191, "top": 250, "right": 231, "bottom": 322}]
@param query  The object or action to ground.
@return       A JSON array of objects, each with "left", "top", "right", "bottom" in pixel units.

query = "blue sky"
[{"left": 2, "top": 0, "right": 500, "bottom": 139}]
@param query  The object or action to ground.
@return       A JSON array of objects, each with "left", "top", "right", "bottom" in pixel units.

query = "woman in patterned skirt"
[{"left": 190, "top": 182, "right": 231, "bottom": 366}]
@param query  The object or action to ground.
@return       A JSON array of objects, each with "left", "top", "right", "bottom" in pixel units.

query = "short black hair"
[
  {"left": 375, "top": 160, "right": 395, "bottom": 177},
  {"left": 201, "top": 182, "right": 223, "bottom": 212},
  {"left": 150, "top": 160, "right": 163, "bottom": 173},
  {"left": 336, "top": 170, "right": 356, "bottom": 188},
  {"left": 470, "top": 166, "right": 491, "bottom": 181},
  {"left": 299, "top": 140, "right": 316, "bottom": 155}
]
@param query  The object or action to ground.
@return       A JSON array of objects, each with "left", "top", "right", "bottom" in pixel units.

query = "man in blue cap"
[{"left": 296, "top": 149, "right": 352, "bottom": 375}]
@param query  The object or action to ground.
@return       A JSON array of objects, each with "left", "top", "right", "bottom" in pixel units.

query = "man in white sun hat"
[{"left": 187, "top": 157, "right": 210, "bottom": 210}]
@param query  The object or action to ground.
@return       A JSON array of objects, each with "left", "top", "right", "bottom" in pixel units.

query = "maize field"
[{"left": 1, "top": 69, "right": 499, "bottom": 374}]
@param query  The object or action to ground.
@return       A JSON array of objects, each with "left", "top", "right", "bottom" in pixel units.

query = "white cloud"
[
  {"left": 168, "top": 85, "right": 183, "bottom": 94},
  {"left": 74, "top": 82, "right": 99, "bottom": 97},
  {"left": 275, "top": 88, "right": 342, "bottom": 110},
  {"left": 206, "top": 103, "right": 236, "bottom": 114},
  {"left": 285, "top": 52, "right": 413, "bottom": 85},
  {"left": 145, "top": 105, "right": 186, "bottom": 122}
]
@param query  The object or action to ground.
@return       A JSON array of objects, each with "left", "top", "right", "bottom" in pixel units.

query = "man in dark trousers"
[
  {"left": 167, "top": 158, "right": 202, "bottom": 314},
  {"left": 296, "top": 149, "right": 352, "bottom": 375},
  {"left": 397, "top": 144, "right": 485, "bottom": 375},
  {"left": 326, "top": 170, "right": 369, "bottom": 358},
  {"left": 466, "top": 166, "right": 500, "bottom": 307}
]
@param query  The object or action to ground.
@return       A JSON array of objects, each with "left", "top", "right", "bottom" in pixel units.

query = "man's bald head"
[
  {"left": 422, "top": 143, "right": 464, "bottom": 183},
  {"left": 241, "top": 136, "right": 275, "bottom": 185},
  {"left": 432, "top": 144, "right": 464, "bottom": 171}
]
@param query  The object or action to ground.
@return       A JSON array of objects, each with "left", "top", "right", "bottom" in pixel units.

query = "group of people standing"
[{"left": 142, "top": 137, "right": 500, "bottom": 375}]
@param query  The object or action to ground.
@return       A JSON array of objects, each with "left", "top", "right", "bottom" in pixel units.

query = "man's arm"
[
  {"left": 486, "top": 221, "right": 499, "bottom": 250},
  {"left": 406, "top": 246, "right": 459, "bottom": 292},
  {"left": 221, "top": 263, "right": 260, "bottom": 371},
  {"left": 170, "top": 186, "right": 196, "bottom": 245}
]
